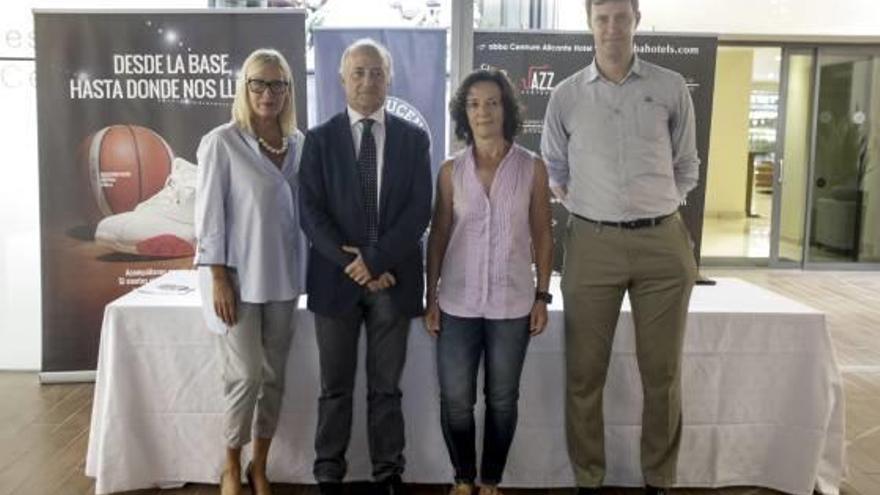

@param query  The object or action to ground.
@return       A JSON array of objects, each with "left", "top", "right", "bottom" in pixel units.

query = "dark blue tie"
[{"left": 357, "top": 118, "right": 379, "bottom": 245}]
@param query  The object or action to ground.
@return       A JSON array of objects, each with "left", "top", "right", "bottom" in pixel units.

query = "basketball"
[{"left": 83, "top": 125, "right": 174, "bottom": 217}]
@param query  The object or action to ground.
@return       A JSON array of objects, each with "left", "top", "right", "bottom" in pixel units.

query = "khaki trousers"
[{"left": 562, "top": 214, "right": 697, "bottom": 488}]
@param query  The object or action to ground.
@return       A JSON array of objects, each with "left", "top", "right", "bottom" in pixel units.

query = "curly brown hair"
[{"left": 449, "top": 68, "right": 523, "bottom": 145}]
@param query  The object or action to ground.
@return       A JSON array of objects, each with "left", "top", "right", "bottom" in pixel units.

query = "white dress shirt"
[
  {"left": 194, "top": 121, "right": 306, "bottom": 303},
  {"left": 347, "top": 105, "right": 386, "bottom": 216}
]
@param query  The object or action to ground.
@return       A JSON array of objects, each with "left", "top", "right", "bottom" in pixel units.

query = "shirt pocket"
[{"left": 636, "top": 99, "right": 670, "bottom": 141}]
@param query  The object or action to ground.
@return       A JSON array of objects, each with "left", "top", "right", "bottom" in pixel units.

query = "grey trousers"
[
  {"left": 312, "top": 290, "right": 411, "bottom": 483},
  {"left": 562, "top": 213, "right": 697, "bottom": 488},
  {"left": 218, "top": 298, "right": 297, "bottom": 448}
]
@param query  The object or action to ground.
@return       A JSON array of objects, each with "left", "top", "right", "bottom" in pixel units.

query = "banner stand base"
[
  {"left": 696, "top": 274, "right": 717, "bottom": 286},
  {"left": 39, "top": 370, "right": 96, "bottom": 384}
]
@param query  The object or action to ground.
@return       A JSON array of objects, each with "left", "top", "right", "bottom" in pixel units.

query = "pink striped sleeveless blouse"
[{"left": 438, "top": 143, "right": 536, "bottom": 319}]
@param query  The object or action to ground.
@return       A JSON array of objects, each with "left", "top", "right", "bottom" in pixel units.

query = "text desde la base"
[{"left": 69, "top": 53, "right": 236, "bottom": 101}]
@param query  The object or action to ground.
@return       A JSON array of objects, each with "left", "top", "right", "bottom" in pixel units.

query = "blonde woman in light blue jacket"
[{"left": 195, "top": 48, "right": 305, "bottom": 495}]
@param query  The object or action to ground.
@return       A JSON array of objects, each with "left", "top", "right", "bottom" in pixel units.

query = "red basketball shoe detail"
[{"left": 136, "top": 235, "right": 194, "bottom": 257}]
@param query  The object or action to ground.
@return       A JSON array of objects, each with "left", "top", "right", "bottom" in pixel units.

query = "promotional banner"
[
  {"left": 473, "top": 31, "right": 717, "bottom": 269},
  {"left": 34, "top": 10, "right": 307, "bottom": 373},
  {"left": 313, "top": 28, "right": 446, "bottom": 177}
]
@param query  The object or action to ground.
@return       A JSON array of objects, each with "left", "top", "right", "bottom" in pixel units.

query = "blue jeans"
[{"left": 437, "top": 311, "right": 531, "bottom": 485}]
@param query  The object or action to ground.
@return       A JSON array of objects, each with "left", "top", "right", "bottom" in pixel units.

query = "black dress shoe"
[
  {"left": 645, "top": 486, "right": 669, "bottom": 495},
  {"left": 576, "top": 487, "right": 601, "bottom": 495},
  {"left": 319, "top": 482, "right": 344, "bottom": 495},
  {"left": 375, "top": 475, "right": 405, "bottom": 495}
]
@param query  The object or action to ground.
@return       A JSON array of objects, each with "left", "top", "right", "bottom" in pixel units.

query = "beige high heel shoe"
[
  {"left": 219, "top": 468, "right": 243, "bottom": 495},
  {"left": 449, "top": 482, "right": 475, "bottom": 495},
  {"left": 246, "top": 461, "right": 274, "bottom": 495},
  {"left": 478, "top": 485, "right": 503, "bottom": 495}
]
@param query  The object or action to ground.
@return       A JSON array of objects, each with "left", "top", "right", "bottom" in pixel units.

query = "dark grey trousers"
[{"left": 312, "top": 290, "right": 411, "bottom": 482}]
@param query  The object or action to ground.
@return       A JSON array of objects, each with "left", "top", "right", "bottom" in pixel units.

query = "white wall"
[
  {"left": 1, "top": 1, "right": 210, "bottom": 58},
  {"left": 556, "top": 0, "right": 880, "bottom": 37},
  {"left": 704, "top": 48, "right": 753, "bottom": 218},
  {"left": 0, "top": 60, "right": 40, "bottom": 370}
]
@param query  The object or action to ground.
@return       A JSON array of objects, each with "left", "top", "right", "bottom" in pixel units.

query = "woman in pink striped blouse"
[{"left": 425, "top": 69, "right": 553, "bottom": 495}]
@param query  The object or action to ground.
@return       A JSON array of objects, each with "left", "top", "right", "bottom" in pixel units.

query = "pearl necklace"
[{"left": 258, "top": 136, "right": 288, "bottom": 155}]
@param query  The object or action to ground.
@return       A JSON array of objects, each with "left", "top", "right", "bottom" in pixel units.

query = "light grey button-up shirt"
[
  {"left": 541, "top": 56, "right": 700, "bottom": 221},
  {"left": 194, "top": 121, "right": 306, "bottom": 303}
]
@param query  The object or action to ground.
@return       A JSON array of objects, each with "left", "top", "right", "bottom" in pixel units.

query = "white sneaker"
[{"left": 95, "top": 157, "right": 197, "bottom": 257}]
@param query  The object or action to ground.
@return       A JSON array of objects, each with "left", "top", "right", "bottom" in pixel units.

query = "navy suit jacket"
[{"left": 299, "top": 111, "right": 432, "bottom": 318}]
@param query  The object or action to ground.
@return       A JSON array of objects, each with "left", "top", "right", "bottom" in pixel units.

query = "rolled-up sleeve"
[
  {"left": 541, "top": 88, "right": 571, "bottom": 190},
  {"left": 671, "top": 77, "right": 700, "bottom": 202},
  {"left": 194, "top": 133, "right": 228, "bottom": 265}
]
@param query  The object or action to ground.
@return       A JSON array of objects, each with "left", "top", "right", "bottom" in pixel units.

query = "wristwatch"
[{"left": 535, "top": 290, "right": 553, "bottom": 304}]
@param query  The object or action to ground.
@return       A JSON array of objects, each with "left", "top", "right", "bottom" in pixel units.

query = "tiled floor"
[
  {"left": 1, "top": 270, "right": 879, "bottom": 494},
  {"left": 700, "top": 193, "right": 873, "bottom": 263},
  {"left": 700, "top": 193, "right": 771, "bottom": 259}
]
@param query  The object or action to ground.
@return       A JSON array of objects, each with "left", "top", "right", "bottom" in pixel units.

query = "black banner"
[{"left": 473, "top": 31, "right": 717, "bottom": 270}]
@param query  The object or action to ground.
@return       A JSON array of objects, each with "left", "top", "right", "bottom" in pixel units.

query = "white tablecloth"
[{"left": 85, "top": 271, "right": 845, "bottom": 495}]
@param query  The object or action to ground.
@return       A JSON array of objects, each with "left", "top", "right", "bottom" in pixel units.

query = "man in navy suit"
[{"left": 299, "top": 38, "right": 432, "bottom": 495}]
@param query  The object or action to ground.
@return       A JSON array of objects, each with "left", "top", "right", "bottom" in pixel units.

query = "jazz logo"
[{"left": 522, "top": 65, "right": 555, "bottom": 92}]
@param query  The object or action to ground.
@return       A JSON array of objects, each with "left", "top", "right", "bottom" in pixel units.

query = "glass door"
[
  {"left": 702, "top": 46, "right": 782, "bottom": 264},
  {"left": 771, "top": 49, "right": 814, "bottom": 265},
  {"left": 806, "top": 47, "right": 880, "bottom": 266}
]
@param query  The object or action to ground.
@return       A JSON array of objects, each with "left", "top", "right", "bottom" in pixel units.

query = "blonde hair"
[{"left": 231, "top": 48, "right": 297, "bottom": 136}]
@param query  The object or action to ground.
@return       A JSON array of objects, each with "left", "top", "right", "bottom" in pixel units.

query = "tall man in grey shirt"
[{"left": 541, "top": 1, "right": 698, "bottom": 494}]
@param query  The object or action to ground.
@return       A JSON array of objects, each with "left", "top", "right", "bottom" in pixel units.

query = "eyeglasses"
[{"left": 247, "top": 78, "right": 289, "bottom": 95}]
